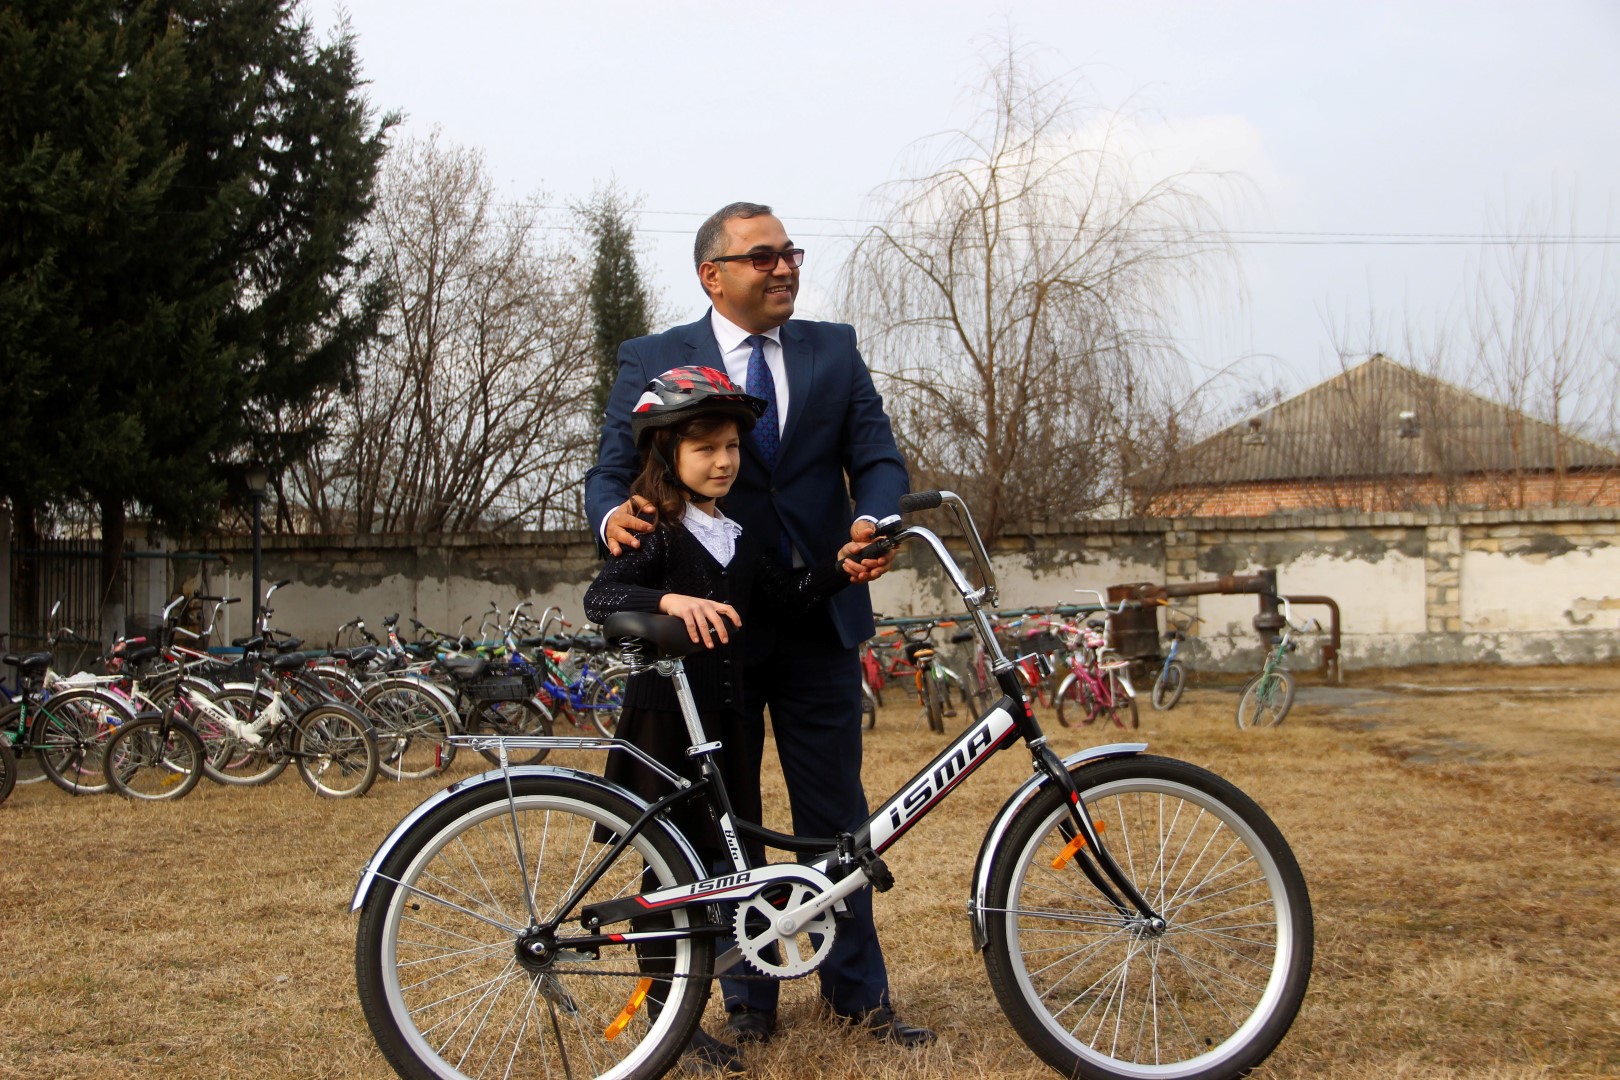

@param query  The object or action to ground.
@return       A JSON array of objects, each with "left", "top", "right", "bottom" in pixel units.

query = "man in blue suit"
[{"left": 584, "top": 202, "right": 934, "bottom": 1053}]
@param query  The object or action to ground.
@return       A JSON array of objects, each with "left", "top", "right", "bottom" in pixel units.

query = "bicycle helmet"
[{"left": 630, "top": 366, "right": 765, "bottom": 446}]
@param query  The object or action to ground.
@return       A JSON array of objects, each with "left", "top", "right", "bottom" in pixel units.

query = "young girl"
[
  {"left": 583, "top": 365, "right": 862, "bottom": 1070},
  {"left": 583, "top": 365, "right": 862, "bottom": 852}
]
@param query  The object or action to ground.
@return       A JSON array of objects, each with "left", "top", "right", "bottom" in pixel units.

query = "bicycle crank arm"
[{"left": 771, "top": 863, "right": 873, "bottom": 935}]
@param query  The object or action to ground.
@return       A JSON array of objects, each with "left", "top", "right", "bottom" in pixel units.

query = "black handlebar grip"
[
  {"left": 898, "top": 491, "right": 943, "bottom": 513},
  {"left": 846, "top": 537, "right": 895, "bottom": 563}
]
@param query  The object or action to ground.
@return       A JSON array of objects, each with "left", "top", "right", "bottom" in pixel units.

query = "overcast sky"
[{"left": 309, "top": 0, "right": 1620, "bottom": 396}]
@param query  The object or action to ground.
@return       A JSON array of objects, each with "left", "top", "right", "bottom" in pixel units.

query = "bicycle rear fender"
[
  {"left": 967, "top": 741, "right": 1147, "bottom": 950},
  {"left": 350, "top": 765, "right": 709, "bottom": 912}
]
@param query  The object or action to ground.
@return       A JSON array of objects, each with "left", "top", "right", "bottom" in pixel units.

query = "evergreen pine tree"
[
  {"left": 0, "top": 0, "right": 392, "bottom": 640},
  {"left": 582, "top": 189, "right": 651, "bottom": 416}
]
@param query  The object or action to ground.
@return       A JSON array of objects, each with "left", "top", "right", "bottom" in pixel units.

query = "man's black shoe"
[
  {"left": 724, "top": 1005, "right": 777, "bottom": 1045},
  {"left": 842, "top": 1005, "right": 937, "bottom": 1048},
  {"left": 681, "top": 1028, "right": 745, "bottom": 1075}
]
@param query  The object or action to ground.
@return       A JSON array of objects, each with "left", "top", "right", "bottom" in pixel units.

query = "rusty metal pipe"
[{"left": 1282, "top": 594, "right": 1343, "bottom": 684}]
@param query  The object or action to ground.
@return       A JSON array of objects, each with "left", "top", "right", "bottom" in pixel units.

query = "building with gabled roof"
[{"left": 1132, "top": 355, "right": 1620, "bottom": 516}]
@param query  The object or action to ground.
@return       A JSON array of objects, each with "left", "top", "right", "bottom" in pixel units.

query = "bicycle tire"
[
  {"left": 1236, "top": 669, "right": 1295, "bottom": 730},
  {"left": 581, "top": 665, "right": 629, "bottom": 738},
  {"left": 1102, "top": 672, "right": 1140, "bottom": 730},
  {"left": 197, "top": 685, "right": 288, "bottom": 786},
  {"left": 1053, "top": 672, "right": 1080, "bottom": 728},
  {"left": 920, "top": 670, "right": 946, "bottom": 733},
  {"left": 293, "top": 704, "right": 378, "bottom": 798},
  {"left": 1150, "top": 659, "right": 1187, "bottom": 711},
  {"left": 354, "top": 774, "right": 711, "bottom": 1080},
  {"left": 0, "top": 703, "right": 47, "bottom": 785},
  {"left": 982, "top": 754, "right": 1313, "bottom": 1080},
  {"left": 30, "top": 689, "right": 131, "bottom": 795},
  {"left": 0, "top": 734, "right": 15, "bottom": 805},
  {"left": 860, "top": 679, "right": 879, "bottom": 731},
  {"left": 361, "top": 678, "right": 457, "bottom": 780},
  {"left": 103, "top": 714, "right": 206, "bottom": 801},
  {"left": 472, "top": 697, "right": 555, "bottom": 764}
]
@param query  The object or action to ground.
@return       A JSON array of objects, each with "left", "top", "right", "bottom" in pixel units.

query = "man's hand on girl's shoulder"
[{"left": 605, "top": 496, "right": 658, "bottom": 556}]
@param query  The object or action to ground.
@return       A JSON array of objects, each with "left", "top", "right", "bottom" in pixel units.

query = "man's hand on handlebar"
[
  {"left": 841, "top": 518, "right": 895, "bottom": 583},
  {"left": 604, "top": 495, "right": 657, "bottom": 556}
]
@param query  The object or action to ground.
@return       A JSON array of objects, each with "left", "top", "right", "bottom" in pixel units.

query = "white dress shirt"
[{"left": 710, "top": 308, "right": 787, "bottom": 437}]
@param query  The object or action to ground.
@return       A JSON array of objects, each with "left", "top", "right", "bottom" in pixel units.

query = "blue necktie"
[
  {"left": 744, "top": 335, "right": 780, "bottom": 473},
  {"left": 744, "top": 334, "right": 793, "bottom": 563}
]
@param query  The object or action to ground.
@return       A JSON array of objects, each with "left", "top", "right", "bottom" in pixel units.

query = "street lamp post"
[{"left": 245, "top": 462, "right": 269, "bottom": 633}]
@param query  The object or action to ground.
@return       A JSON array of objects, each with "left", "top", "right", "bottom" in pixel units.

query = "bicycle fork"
[{"left": 1030, "top": 740, "right": 1164, "bottom": 926}]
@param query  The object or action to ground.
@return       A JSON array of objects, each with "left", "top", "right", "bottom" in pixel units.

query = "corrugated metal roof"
[{"left": 1156, "top": 356, "right": 1618, "bottom": 485}]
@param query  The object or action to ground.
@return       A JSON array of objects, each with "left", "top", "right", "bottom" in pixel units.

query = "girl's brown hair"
[{"left": 630, "top": 415, "right": 740, "bottom": 526}]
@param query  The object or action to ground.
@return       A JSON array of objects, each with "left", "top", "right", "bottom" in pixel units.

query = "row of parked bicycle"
[
  {"left": 862, "top": 590, "right": 1318, "bottom": 733},
  {"left": 0, "top": 584, "right": 628, "bottom": 805}
]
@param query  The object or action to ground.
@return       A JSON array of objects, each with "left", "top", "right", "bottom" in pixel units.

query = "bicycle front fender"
[
  {"left": 350, "top": 765, "right": 709, "bottom": 912},
  {"left": 967, "top": 741, "right": 1148, "bottom": 951}
]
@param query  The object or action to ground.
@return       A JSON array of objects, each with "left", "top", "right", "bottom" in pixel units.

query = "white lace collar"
[{"left": 682, "top": 502, "right": 744, "bottom": 566}]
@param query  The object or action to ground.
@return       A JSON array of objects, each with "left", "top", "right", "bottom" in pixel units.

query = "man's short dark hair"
[{"left": 694, "top": 202, "right": 774, "bottom": 271}]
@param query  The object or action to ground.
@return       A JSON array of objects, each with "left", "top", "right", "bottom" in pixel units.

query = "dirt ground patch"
[{"left": 1, "top": 662, "right": 1617, "bottom": 1078}]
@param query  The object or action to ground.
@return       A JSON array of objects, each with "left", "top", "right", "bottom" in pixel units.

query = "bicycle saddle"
[
  {"left": 2, "top": 652, "right": 51, "bottom": 674},
  {"left": 949, "top": 628, "right": 974, "bottom": 644},
  {"left": 440, "top": 656, "right": 488, "bottom": 681},
  {"left": 601, "top": 611, "right": 710, "bottom": 660},
  {"left": 270, "top": 651, "right": 309, "bottom": 671}
]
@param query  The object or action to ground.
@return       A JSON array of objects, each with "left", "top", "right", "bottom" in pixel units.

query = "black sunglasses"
[{"left": 710, "top": 248, "right": 805, "bottom": 272}]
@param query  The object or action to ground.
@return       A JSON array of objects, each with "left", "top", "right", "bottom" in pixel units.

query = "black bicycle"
[{"left": 353, "top": 491, "right": 1314, "bottom": 1080}]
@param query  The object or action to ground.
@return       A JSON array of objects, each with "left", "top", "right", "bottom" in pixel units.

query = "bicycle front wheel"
[
  {"left": 1236, "top": 670, "right": 1295, "bottom": 729},
  {"left": 293, "top": 705, "right": 378, "bottom": 798},
  {"left": 1151, "top": 659, "right": 1186, "bottom": 711},
  {"left": 1102, "top": 672, "right": 1139, "bottom": 731},
  {"left": 355, "top": 775, "right": 712, "bottom": 1080},
  {"left": 982, "top": 755, "right": 1313, "bottom": 1080},
  {"left": 104, "top": 715, "right": 205, "bottom": 801}
]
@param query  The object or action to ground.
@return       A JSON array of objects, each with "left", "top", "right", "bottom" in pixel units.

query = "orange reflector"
[
  {"left": 603, "top": 977, "right": 654, "bottom": 1040},
  {"left": 1051, "top": 822, "right": 1105, "bottom": 870}
]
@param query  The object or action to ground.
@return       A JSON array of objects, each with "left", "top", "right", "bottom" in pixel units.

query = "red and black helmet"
[{"left": 630, "top": 366, "right": 766, "bottom": 446}]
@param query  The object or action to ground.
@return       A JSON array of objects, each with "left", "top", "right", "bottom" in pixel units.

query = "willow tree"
[{"left": 843, "top": 47, "right": 1232, "bottom": 538}]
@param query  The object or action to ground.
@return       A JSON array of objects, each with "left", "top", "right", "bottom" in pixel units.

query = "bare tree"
[
  {"left": 842, "top": 45, "right": 1235, "bottom": 538},
  {"left": 1321, "top": 197, "right": 1620, "bottom": 512},
  {"left": 284, "top": 132, "right": 596, "bottom": 533}
]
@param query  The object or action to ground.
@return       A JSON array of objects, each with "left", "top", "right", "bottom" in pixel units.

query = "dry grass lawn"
[{"left": 1, "top": 662, "right": 1617, "bottom": 1079}]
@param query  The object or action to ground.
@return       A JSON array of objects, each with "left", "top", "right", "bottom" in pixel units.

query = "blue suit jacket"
[{"left": 583, "top": 313, "right": 909, "bottom": 651}]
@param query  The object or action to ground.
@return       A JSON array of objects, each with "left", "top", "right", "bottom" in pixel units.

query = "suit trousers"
[{"left": 721, "top": 608, "right": 890, "bottom": 1017}]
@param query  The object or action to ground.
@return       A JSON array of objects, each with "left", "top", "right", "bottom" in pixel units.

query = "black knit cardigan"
[{"left": 582, "top": 520, "right": 850, "bottom": 717}]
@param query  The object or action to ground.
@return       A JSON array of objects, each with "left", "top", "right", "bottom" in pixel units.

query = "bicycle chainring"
[{"left": 733, "top": 881, "right": 837, "bottom": 980}]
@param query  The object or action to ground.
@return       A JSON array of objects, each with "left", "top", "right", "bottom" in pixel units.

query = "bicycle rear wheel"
[
  {"left": 1236, "top": 670, "right": 1295, "bottom": 729},
  {"left": 1100, "top": 672, "right": 1139, "bottom": 730},
  {"left": 361, "top": 678, "right": 456, "bottom": 780},
  {"left": 982, "top": 755, "right": 1313, "bottom": 1080},
  {"left": 293, "top": 704, "right": 378, "bottom": 798},
  {"left": 0, "top": 735, "right": 14, "bottom": 804},
  {"left": 919, "top": 670, "right": 946, "bottom": 733},
  {"left": 581, "top": 666, "right": 629, "bottom": 738},
  {"left": 103, "top": 714, "right": 205, "bottom": 801},
  {"left": 471, "top": 697, "right": 555, "bottom": 764},
  {"left": 355, "top": 774, "right": 711, "bottom": 1080},
  {"left": 0, "top": 703, "right": 45, "bottom": 785},
  {"left": 30, "top": 690, "right": 129, "bottom": 795}
]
